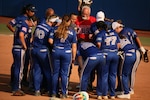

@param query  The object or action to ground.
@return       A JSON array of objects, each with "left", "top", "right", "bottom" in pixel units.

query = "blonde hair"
[{"left": 55, "top": 15, "right": 70, "bottom": 39}]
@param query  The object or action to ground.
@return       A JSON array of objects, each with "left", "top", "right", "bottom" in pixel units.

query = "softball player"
[
  {"left": 7, "top": 4, "right": 37, "bottom": 86},
  {"left": 31, "top": 17, "right": 56, "bottom": 96},
  {"left": 116, "top": 34, "right": 136, "bottom": 99},
  {"left": 11, "top": 18, "right": 34, "bottom": 96},
  {"left": 49, "top": 15, "right": 77, "bottom": 98},
  {"left": 95, "top": 21, "right": 120, "bottom": 99},
  {"left": 7, "top": 4, "right": 36, "bottom": 33},
  {"left": 112, "top": 21, "right": 146, "bottom": 94},
  {"left": 77, "top": 34, "right": 106, "bottom": 95},
  {"left": 90, "top": 11, "right": 114, "bottom": 44}
]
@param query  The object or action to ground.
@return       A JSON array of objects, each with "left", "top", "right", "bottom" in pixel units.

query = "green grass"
[
  {"left": 0, "top": 23, "right": 150, "bottom": 46},
  {"left": 139, "top": 37, "right": 150, "bottom": 46},
  {"left": 0, "top": 24, "right": 12, "bottom": 34}
]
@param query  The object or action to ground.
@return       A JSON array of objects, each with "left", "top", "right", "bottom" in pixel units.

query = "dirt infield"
[
  {"left": 0, "top": 16, "right": 150, "bottom": 100},
  {"left": 0, "top": 35, "right": 150, "bottom": 100}
]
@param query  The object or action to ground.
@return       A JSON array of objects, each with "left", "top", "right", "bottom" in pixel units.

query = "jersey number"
[
  {"left": 105, "top": 36, "right": 117, "bottom": 46},
  {"left": 35, "top": 28, "right": 45, "bottom": 39}
]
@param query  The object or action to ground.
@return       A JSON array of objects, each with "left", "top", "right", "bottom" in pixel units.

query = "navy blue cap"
[{"left": 26, "top": 4, "right": 37, "bottom": 12}]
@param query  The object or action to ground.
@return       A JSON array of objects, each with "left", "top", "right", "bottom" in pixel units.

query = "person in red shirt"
[
  {"left": 75, "top": 5, "right": 96, "bottom": 90},
  {"left": 76, "top": 5, "right": 96, "bottom": 42}
]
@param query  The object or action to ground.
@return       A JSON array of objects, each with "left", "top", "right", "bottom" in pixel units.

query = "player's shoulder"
[
  {"left": 16, "top": 15, "right": 28, "bottom": 21},
  {"left": 89, "top": 16, "right": 96, "bottom": 22},
  {"left": 123, "top": 27, "right": 134, "bottom": 32}
]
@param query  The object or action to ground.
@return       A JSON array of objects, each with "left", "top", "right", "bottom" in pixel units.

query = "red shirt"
[{"left": 76, "top": 16, "right": 96, "bottom": 41}]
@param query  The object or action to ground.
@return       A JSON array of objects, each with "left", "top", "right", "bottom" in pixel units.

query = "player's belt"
[
  {"left": 128, "top": 49, "right": 135, "bottom": 53},
  {"left": 13, "top": 45, "right": 22, "bottom": 48},
  {"left": 104, "top": 49, "right": 118, "bottom": 52},
  {"left": 40, "top": 49, "right": 47, "bottom": 52},
  {"left": 55, "top": 46, "right": 64, "bottom": 49}
]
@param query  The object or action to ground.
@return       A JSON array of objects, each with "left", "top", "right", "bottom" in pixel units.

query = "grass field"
[{"left": 0, "top": 23, "right": 150, "bottom": 46}]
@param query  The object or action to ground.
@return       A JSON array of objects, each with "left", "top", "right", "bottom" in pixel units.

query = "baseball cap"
[
  {"left": 73, "top": 91, "right": 89, "bottom": 100},
  {"left": 26, "top": 4, "right": 37, "bottom": 12},
  {"left": 49, "top": 17, "right": 59, "bottom": 22},
  {"left": 112, "top": 22, "right": 123, "bottom": 30},
  {"left": 96, "top": 11, "right": 105, "bottom": 22}
]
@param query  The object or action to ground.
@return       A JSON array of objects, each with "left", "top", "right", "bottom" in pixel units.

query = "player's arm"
[
  {"left": 78, "top": 0, "right": 82, "bottom": 11},
  {"left": 19, "top": 32, "right": 27, "bottom": 50},
  {"left": 136, "top": 37, "right": 146, "bottom": 54},
  {"left": 48, "top": 38, "right": 53, "bottom": 45},
  {"left": 72, "top": 43, "right": 77, "bottom": 63},
  {"left": 78, "top": 55, "right": 83, "bottom": 69},
  {"left": 96, "top": 42, "right": 101, "bottom": 49},
  {"left": 117, "top": 43, "right": 121, "bottom": 49},
  {"left": 136, "top": 37, "right": 142, "bottom": 48},
  {"left": 7, "top": 23, "right": 15, "bottom": 33}
]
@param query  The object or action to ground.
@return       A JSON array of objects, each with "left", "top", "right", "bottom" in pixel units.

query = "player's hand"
[
  {"left": 23, "top": 47, "right": 27, "bottom": 51},
  {"left": 72, "top": 59, "right": 75, "bottom": 64},
  {"left": 140, "top": 46, "right": 146, "bottom": 54}
]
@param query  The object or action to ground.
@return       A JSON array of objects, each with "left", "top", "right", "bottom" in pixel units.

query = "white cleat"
[
  {"left": 129, "top": 89, "right": 134, "bottom": 95},
  {"left": 117, "top": 93, "right": 130, "bottom": 99},
  {"left": 102, "top": 96, "right": 108, "bottom": 99},
  {"left": 97, "top": 96, "right": 102, "bottom": 100},
  {"left": 110, "top": 96, "right": 115, "bottom": 99},
  {"left": 115, "top": 91, "right": 124, "bottom": 95}
]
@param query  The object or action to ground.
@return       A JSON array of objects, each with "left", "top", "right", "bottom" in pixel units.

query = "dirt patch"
[
  {"left": 0, "top": 16, "right": 150, "bottom": 100},
  {"left": 0, "top": 16, "right": 13, "bottom": 24},
  {"left": 0, "top": 35, "right": 150, "bottom": 100}
]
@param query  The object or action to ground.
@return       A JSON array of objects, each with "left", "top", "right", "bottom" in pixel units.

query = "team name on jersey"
[
  {"left": 78, "top": 25, "right": 90, "bottom": 34},
  {"left": 105, "top": 32, "right": 115, "bottom": 36}
]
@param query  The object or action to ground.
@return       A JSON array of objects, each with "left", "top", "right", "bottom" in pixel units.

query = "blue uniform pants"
[
  {"left": 102, "top": 52, "right": 119, "bottom": 96},
  {"left": 80, "top": 53, "right": 106, "bottom": 96},
  {"left": 121, "top": 52, "right": 136, "bottom": 94},
  {"left": 12, "top": 47, "right": 25, "bottom": 91},
  {"left": 51, "top": 47, "right": 71, "bottom": 95},
  {"left": 31, "top": 47, "right": 52, "bottom": 93}
]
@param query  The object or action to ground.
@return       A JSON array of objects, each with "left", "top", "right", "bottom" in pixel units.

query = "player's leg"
[
  {"left": 108, "top": 52, "right": 119, "bottom": 97},
  {"left": 60, "top": 50, "right": 71, "bottom": 98},
  {"left": 130, "top": 50, "right": 141, "bottom": 94},
  {"left": 12, "top": 48, "right": 25, "bottom": 96},
  {"left": 116, "top": 53, "right": 125, "bottom": 93},
  {"left": 51, "top": 48, "right": 61, "bottom": 96},
  {"left": 32, "top": 48, "right": 42, "bottom": 96}
]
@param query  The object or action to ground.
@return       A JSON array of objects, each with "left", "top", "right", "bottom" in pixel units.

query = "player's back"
[
  {"left": 32, "top": 23, "right": 52, "bottom": 48},
  {"left": 97, "top": 30, "right": 120, "bottom": 51}
]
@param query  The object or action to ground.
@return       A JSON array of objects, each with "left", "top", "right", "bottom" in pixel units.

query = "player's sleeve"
[
  {"left": 95, "top": 32, "right": 103, "bottom": 43},
  {"left": 9, "top": 18, "right": 17, "bottom": 27},
  {"left": 128, "top": 28, "right": 138, "bottom": 39},
  {"left": 20, "top": 26, "right": 28, "bottom": 35},
  {"left": 72, "top": 30, "right": 77, "bottom": 43}
]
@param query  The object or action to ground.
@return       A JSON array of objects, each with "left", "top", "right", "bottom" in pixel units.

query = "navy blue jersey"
[
  {"left": 120, "top": 27, "right": 138, "bottom": 49},
  {"left": 9, "top": 15, "right": 28, "bottom": 27},
  {"left": 78, "top": 42, "right": 102, "bottom": 60},
  {"left": 96, "top": 30, "right": 120, "bottom": 51},
  {"left": 120, "top": 38, "right": 135, "bottom": 52},
  {"left": 32, "top": 23, "right": 53, "bottom": 48},
  {"left": 90, "top": 21, "right": 113, "bottom": 35},
  {"left": 49, "top": 30, "right": 77, "bottom": 48},
  {"left": 13, "top": 21, "right": 29, "bottom": 46}
]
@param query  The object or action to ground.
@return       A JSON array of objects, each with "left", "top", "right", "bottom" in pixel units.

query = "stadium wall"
[{"left": 0, "top": 0, "right": 150, "bottom": 30}]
